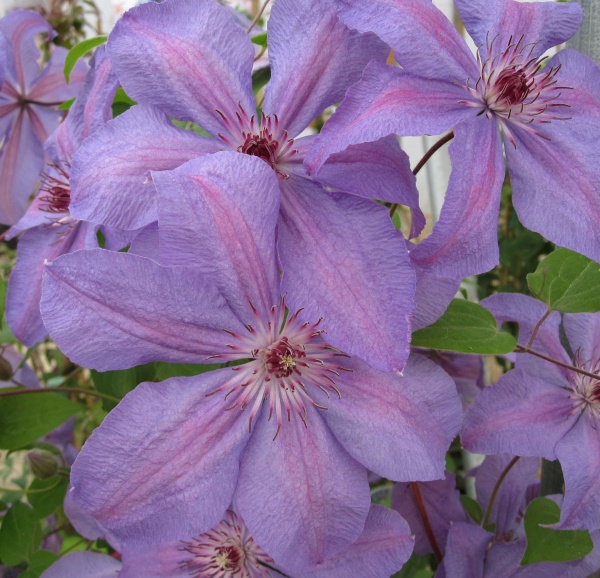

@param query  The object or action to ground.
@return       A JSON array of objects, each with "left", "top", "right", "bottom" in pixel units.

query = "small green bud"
[{"left": 27, "top": 449, "right": 59, "bottom": 479}]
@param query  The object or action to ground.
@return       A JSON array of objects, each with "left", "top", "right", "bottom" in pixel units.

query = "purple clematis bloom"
[
  {"left": 463, "top": 293, "right": 600, "bottom": 531},
  {"left": 0, "top": 10, "right": 86, "bottom": 225},
  {"left": 43, "top": 505, "right": 413, "bottom": 578},
  {"left": 306, "top": 0, "right": 600, "bottom": 277},
  {"left": 4, "top": 45, "right": 128, "bottom": 347},
  {"left": 41, "top": 152, "right": 461, "bottom": 572},
  {"left": 67, "top": 0, "right": 423, "bottom": 372}
]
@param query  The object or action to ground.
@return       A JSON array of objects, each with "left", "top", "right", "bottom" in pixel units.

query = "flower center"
[
  {"left": 216, "top": 104, "right": 298, "bottom": 178},
  {"left": 180, "top": 510, "right": 273, "bottom": 577},
  {"left": 567, "top": 352, "right": 600, "bottom": 421},
  {"left": 40, "top": 162, "right": 71, "bottom": 214},
  {"left": 460, "top": 34, "right": 572, "bottom": 146},
  {"left": 207, "top": 300, "right": 350, "bottom": 439}
]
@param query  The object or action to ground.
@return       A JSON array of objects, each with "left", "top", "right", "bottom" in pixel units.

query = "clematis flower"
[
  {"left": 0, "top": 10, "right": 86, "bottom": 225},
  {"left": 463, "top": 293, "right": 600, "bottom": 531},
  {"left": 4, "top": 46, "right": 129, "bottom": 347},
  {"left": 41, "top": 152, "right": 461, "bottom": 572},
  {"left": 66, "top": 0, "right": 423, "bottom": 372},
  {"left": 42, "top": 506, "right": 413, "bottom": 578},
  {"left": 306, "top": 0, "right": 600, "bottom": 278}
]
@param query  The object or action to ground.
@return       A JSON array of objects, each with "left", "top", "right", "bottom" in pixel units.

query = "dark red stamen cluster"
[{"left": 40, "top": 163, "right": 71, "bottom": 214}]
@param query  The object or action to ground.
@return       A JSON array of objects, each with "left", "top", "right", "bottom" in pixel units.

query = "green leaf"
[
  {"left": 0, "top": 502, "right": 39, "bottom": 565},
  {"left": 0, "top": 276, "right": 6, "bottom": 329},
  {"left": 155, "top": 362, "right": 214, "bottom": 381},
  {"left": 111, "top": 86, "right": 137, "bottom": 117},
  {"left": 57, "top": 97, "right": 75, "bottom": 110},
  {"left": 252, "top": 66, "right": 271, "bottom": 93},
  {"left": 527, "top": 249, "right": 600, "bottom": 313},
  {"left": 19, "top": 550, "right": 58, "bottom": 578},
  {"left": 460, "top": 495, "right": 483, "bottom": 525},
  {"left": 521, "top": 498, "right": 594, "bottom": 565},
  {"left": 91, "top": 363, "right": 156, "bottom": 410},
  {"left": 0, "top": 392, "right": 81, "bottom": 450},
  {"left": 411, "top": 299, "right": 517, "bottom": 354},
  {"left": 27, "top": 476, "right": 69, "bottom": 519},
  {"left": 251, "top": 32, "right": 267, "bottom": 46},
  {"left": 64, "top": 36, "right": 107, "bottom": 83}
]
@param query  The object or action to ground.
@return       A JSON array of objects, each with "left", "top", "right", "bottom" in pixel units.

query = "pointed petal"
[
  {"left": 155, "top": 152, "right": 280, "bottom": 320},
  {"left": 410, "top": 116, "right": 504, "bottom": 278},
  {"left": 107, "top": 0, "right": 255, "bottom": 139},
  {"left": 441, "top": 522, "right": 491, "bottom": 578},
  {"left": 0, "top": 108, "right": 44, "bottom": 225},
  {"left": 332, "top": 0, "right": 477, "bottom": 82},
  {"left": 70, "top": 371, "right": 250, "bottom": 545},
  {"left": 61, "top": 45, "right": 118, "bottom": 150},
  {"left": 28, "top": 45, "right": 87, "bottom": 102},
  {"left": 462, "top": 368, "right": 574, "bottom": 460},
  {"left": 455, "top": 0, "right": 582, "bottom": 58},
  {"left": 278, "top": 175, "right": 415, "bottom": 371},
  {"left": 392, "top": 472, "right": 467, "bottom": 556},
  {"left": 304, "top": 505, "right": 414, "bottom": 578},
  {"left": 69, "top": 104, "right": 219, "bottom": 230},
  {"left": 0, "top": 10, "right": 54, "bottom": 92},
  {"left": 556, "top": 418, "right": 600, "bottom": 531},
  {"left": 324, "top": 354, "right": 461, "bottom": 481},
  {"left": 7, "top": 222, "right": 98, "bottom": 346},
  {"left": 64, "top": 494, "right": 120, "bottom": 549},
  {"left": 563, "top": 312, "right": 600, "bottom": 360},
  {"left": 235, "top": 408, "right": 370, "bottom": 575},
  {"left": 41, "top": 250, "right": 244, "bottom": 371},
  {"left": 40, "top": 552, "right": 120, "bottom": 578},
  {"left": 310, "top": 135, "right": 425, "bottom": 238},
  {"left": 306, "top": 62, "right": 473, "bottom": 175},
  {"left": 263, "top": 0, "right": 387, "bottom": 138},
  {"left": 475, "top": 454, "right": 540, "bottom": 536},
  {"left": 508, "top": 50, "right": 600, "bottom": 264}
]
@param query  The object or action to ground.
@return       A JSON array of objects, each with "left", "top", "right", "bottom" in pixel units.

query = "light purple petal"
[
  {"left": 155, "top": 152, "right": 280, "bottom": 321},
  {"left": 307, "top": 135, "right": 425, "bottom": 238},
  {"left": 555, "top": 417, "right": 600, "bottom": 531},
  {"left": 411, "top": 266, "right": 461, "bottom": 331},
  {"left": 392, "top": 472, "right": 467, "bottom": 556},
  {"left": 41, "top": 552, "right": 120, "bottom": 578},
  {"left": 70, "top": 371, "right": 250, "bottom": 545},
  {"left": 332, "top": 0, "right": 477, "bottom": 81},
  {"left": 107, "top": 0, "right": 255, "bottom": 139},
  {"left": 263, "top": 0, "right": 387, "bottom": 138},
  {"left": 0, "top": 346, "right": 39, "bottom": 389},
  {"left": 508, "top": 50, "right": 600, "bottom": 264},
  {"left": 474, "top": 454, "right": 540, "bottom": 536},
  {"left": 306, "top": 62, "right": 473, "bottom": 176},
  {"left": 563, "top": 312, "right": 600, "bottom": 360},
  {"left": 455, "top": 0, "right": 582, "bottom": 59},
  {"left": 278, "top": 175, "right": 415, "bottom": 372},
  {"left": 6, "top": 186, "right": 53, "bottom": 236},
  {"left": 62, "top": 45, "right": 118, "bottom": 150},
  {"left": 41, "top": 250, "right": 244, "bottom": 371},
  {"left": 64, "top": 494, "right": 120, "bottom": 550},
  {"left": 120, "top": 541, "right": 188, "bottom": 577},
  {"left": 304, "top": 505, "right": 414, "bottom": 578},
  {"left": 0, "top": 10, "right": 54, "bottom": 92},
  {"left": 462, "top": 368, "right": 574, "bottom": 460},
  {"left": 0, "top": 108, "right": 44, "bottom": 225},
  {"left": 410, "top": 116, "right": 504, "bottom": 278},
  {"left": 7, "top": 221, "right": 98, "bottom": 346},
  {"left": 69, "top": 104, "right": 219, "bottom": 230},
  {"left": 235, "top": 407, "right": 370, "bottom": 575},
  {"left": 128, "top": 222, "right": 159, "bottom": 260},
  {"left": 28, "top": 45, "right": 87, "bottom": 102},
  {"left": 324, "top": 354, "right": 461, "bottom": 481},
  {"left": 441, "top": 522, "right": 491, "bottom": 578}
]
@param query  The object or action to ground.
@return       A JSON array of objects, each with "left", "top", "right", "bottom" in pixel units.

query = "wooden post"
[{"left": 567, "top": 0, "right": 600, "bottom": 64}]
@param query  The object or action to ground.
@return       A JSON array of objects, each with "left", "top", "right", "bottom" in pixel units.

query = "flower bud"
[
  {"left": 0, "top": 354, "right": 12, "bottom": 381},
  {"left": 27, "top": 449, "right": 59, "bottom": 479}
]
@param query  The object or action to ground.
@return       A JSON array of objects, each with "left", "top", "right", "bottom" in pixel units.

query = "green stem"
[
  {"left": 411, "top": 481, "right": 443, "bottom": 563},
  {"left": 481, "top": 456, "right": 520, "bottom": 528},
  {"left": 0, "top": 386, "right": 120, "bottom": 404}
]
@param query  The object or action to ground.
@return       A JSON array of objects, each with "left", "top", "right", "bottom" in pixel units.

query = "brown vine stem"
[
  {"left": 389, "top": 130, "right": 455, "bottom": 218},
  {"left": 481, "top": 456, "right": 520, "bottom": 528},
  {"left": 525, "top": 307, "right": 551, "bottom": 349},
  {"left": 516, "top": 345, "right": 600, "bottom": 380},
  {"left": 0, "top": 386, "right": 120, "bottom": 404},
  {"left": 247, "top": 0, "right": 271, "bottom": 33},
  {"left": 411, "top": 481, "right": 443, "bottom": 563}
]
